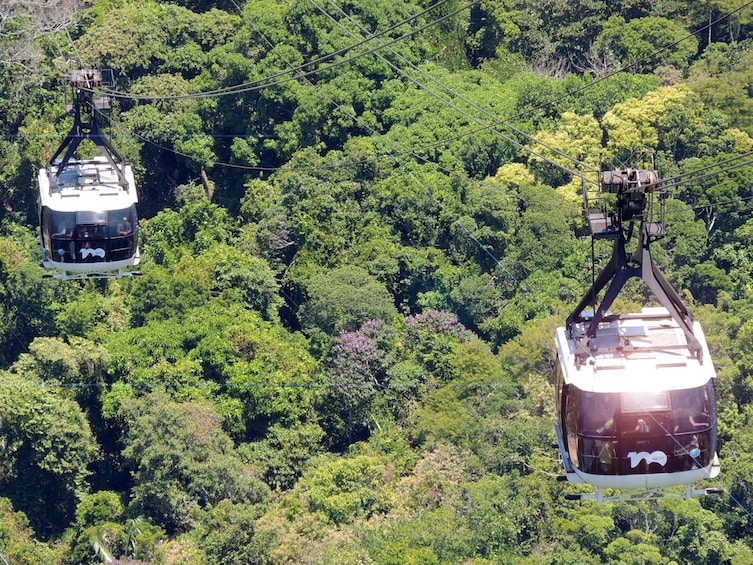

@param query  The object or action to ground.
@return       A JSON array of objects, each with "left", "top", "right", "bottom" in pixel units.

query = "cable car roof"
[
  {"left": 39, "top": 157, "right": 138, "bottom": 213},
  {"left": 555, "top": 307, "right": 717, "bottom": 394}
]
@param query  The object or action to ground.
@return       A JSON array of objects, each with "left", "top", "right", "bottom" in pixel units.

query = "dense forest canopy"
[{"left": 1, "top": 0, "right": 753, "bottom": 562}]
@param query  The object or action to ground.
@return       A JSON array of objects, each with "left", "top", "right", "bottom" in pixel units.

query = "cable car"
[
  {"left": 554, "top": 167, "right": 720, "bottom": 501},
  {"left": 39, "top": 70, "right": 139, "bottom": 280}
]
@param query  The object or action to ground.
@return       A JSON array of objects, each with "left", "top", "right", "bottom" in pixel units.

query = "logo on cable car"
[
  {"left": 627, "top": 450, "right": 668, "bottom": 468},
  {"left": 81, "top": 247, "right": 106, "bottom": 259}
]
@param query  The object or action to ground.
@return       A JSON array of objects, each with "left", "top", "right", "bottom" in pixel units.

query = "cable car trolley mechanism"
[
  {"left": 554, "top": 166, "right": 721, "bottom": 502},
  {"left": 38, "top": 69, "right": 139, "bottom": 280}
]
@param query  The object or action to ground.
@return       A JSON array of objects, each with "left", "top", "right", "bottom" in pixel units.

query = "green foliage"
[
  {"left": 527, "top": 111, "right": 603, "bottom": 187},
  {"left": 24, "top": 336, "right": 80, "bottom": 383},
  {"left": 565, "top": 72, "right": 660, "bottom": 119},
  {"left": 107, "top": 299, "right": 320, "bottom": 438},
  {"left": 594, "top": 15, "right": 699, "bottom": 73},
  {"left": 74, "top": 491, "right": 125, "bottom": 529},
  {"left": 692, "top": 48, "right": 753, "bottom": 136},
  {"left": 254, "top": 505, "right": 373, "bottom": 565},
  {"left": 2, "top": 0, "right": 753, "bottom": 560},
  {"left": 118, "top": 392, "right": 270, "bottom": 534},
  {"left": 55, "top": 289, "right": 117, "bottom": 337},
  {"left": 238, "top": 423, "right": 326, "bottom": 491},
  {"left": 0, "top": 498, "right": 59, "bottom": 564},
  {"left": 139, "top": 198, "right": 233, "bottom": 266},
  {"left": 207, "top": 243, "right": 283, "bottom": 321},
  {"left": 299, "top": 264, "right": 398, "bottom": 336},
  {"left": 675, "top": 150, "right": 753, "bottom": 240},
  {"left": 503, "top": 182, "right": 582, "bottom": 279},
  {"left": 555, "top": 505, "right": 616, "bottom": 557},
  {"left": 0, "top": 225, "right": 66, "bottom": 365},
  {"left": 67, "top": 516, "right": 167, "bottom": 565},
  {"left": 302, "top": 454, "right": 393, "bottom": 525},
  {"left": 602, "top": 84, "right": 693, "bottom": 158},
  {"left": 192, "top": 500, "right": 266, "bottom": 565},
  {"left": 365, "top": 444, "right": 556, "bottom": 563},
  {"left": 474, "top": 0, "right": 620, "bottom": 73},
  {"left": 0, "top": 371, "right": 98, "bottom": 538},
  {"left": 77, "top": 1, "right": 239, "bottom": 76},
  {"left": 126, "top": 259, "right": 211, "bottom": 326},
  {"left": 604, "top": 534, "right": 671, "bottom": 564}
]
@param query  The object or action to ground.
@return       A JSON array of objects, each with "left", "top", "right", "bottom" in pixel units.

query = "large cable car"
[
  {"left": 555, "top": 166, "right": 721, "bottom": 501},
  {"left": 38, "top": 70, "right": 139, "bottom": 280}
]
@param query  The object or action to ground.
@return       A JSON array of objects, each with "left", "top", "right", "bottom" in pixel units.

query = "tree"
[
  {"left": 302, "top": 454, "right": 393, "bottom": 525},
  {"left": 692, "top": 49, "right": 753, "bottom": 136},
  {"left": 557, "top": 509, "right": 616, "bottom": 558},
  {"left": 321, "top": 327, "right": 385, "bottom": 447},
  {"left": 0, "top": 1, "right": 84, "bottom": 96},
  {"left": 126, "top": 260, "right": 211, "bottom": 327},
  {"left": 0, "top": 497, "right": 58, "bottom": 565},
  {"left": 118, "top": 392, "right": 269, "bottom": 535},
  {"left": 139, "top": 197, "right": 233, "bottom": 266},
  {"left": 602, "top": 85, "right": 693, "bottom": 159},
  {"left": 107, "top": 298, "right": 321, "bottom": 441},
  {"left": 503, "top": 182, "right": 581, "bottom": 279},
  {"left": 238, "top": 423, "right": 326, "bottom": 491},
  {"left": 208, "top": 243, "right": 283, "bottom": 321},
  {"left": 566, "top": 72, "right": 660, "bottom": 118},
  {"left": 527, "top": 111, "right": 603, "bottom": 189},
  {"left": 604, "top": 534, "right": 671, "bottom": 565},
  {"left": 464, "top": 178, "right": 519, "bottom": 267},
  {"left": 0, "top": 370, "right": 97, "bottom": 538},
  {"left": 663, "top": 500, "right": 732, "bottom": 563},
  {"left": 594, "top": 16, "right": 699, "bottom": 74},
  {"left": 684, "top": 260, "right": 734, "bottom": 304},
  {"left": 298, "top": 264, "right": 398, "bottom": 336},
  {"left": 0, "top": 226, "right": 66, "bottom": 365},
  {"left": 474, "top": 0, "right": 617, "bottom": 74},
  {"left": 192, "top": 500, "right": 266, "bottom": 565}
]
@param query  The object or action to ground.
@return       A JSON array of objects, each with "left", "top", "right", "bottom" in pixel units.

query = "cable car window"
[
  {"left": 76, "top": 210, "right": 107, "bottom": 225},
  {"left": 621, "top": 391, "right": 670, "bottom": 413},
  {"left": 579, "top": 392, "right": 618, "bottom": 436},
  {"left": 78, "top": 225, "right": 106, "bottom": 239},
  {"left": 108, "top": 206, "right": 136, "bottom": 237},
  {"left": 564, "top": 386, "right": 579, "bottom": 468},
  {"left": 49, "top": 211, "right": 75, "bottom": 238},
  {"left": 670, "top": 385, "right": 713, "bottom": 433}
]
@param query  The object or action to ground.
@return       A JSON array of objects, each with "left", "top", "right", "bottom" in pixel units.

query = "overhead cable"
[{"left": 94, "top": 0, "right": 478, "bottom": 102}]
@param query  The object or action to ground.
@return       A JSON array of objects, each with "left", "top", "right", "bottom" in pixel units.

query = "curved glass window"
[
  {"left": 107, "top": 206, "right": 137, "bottom": 261},
  {"left": 566, "top": 383, "right": 717, "bottom": 476},
  {"left": 41, "top": 204, "right": 138, "bottom": 265},
  {"left": 43, "top": 210, "right": 77, "bottom": 263}
]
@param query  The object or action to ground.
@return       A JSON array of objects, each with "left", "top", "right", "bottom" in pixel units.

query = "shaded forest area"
[{"left": 1, "top": 0, "right": 753, "bottom": 562}]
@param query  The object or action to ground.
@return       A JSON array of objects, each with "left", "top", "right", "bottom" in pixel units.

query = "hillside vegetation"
[{"left": 1, "top": 0, "right": 753, "bottom": 562}]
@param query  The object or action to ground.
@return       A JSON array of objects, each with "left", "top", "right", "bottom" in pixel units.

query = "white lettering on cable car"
[
  {"left": 627, "top": 450, "right": 668, "bottom": 468},
  {"left": 81, "top": 247, "right": 106, "bottom": 259}
]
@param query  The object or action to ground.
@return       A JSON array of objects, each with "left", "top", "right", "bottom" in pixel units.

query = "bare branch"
[
  {"left": 529, "top": 55, "right": 571, "bottom": 80},
  {"left": 0, "top": 0, "right": 86, "bottom": 98},
  {"left": 574, "top": 43, "right": 622, "bottom": 78}
]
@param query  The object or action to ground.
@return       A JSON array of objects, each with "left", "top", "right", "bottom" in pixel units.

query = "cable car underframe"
[
  {"left": 554, "top": 167, "right": 722, "bottom": 502},
  {"left": 38, "top": 70, "right": 139, "bottom": 280}
]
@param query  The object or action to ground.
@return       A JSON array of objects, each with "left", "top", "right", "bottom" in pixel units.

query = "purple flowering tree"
[
  {"left": 322, "top": 318, "right": 403, "bottom": 447},
  {"left": 323, "top": 328, "right": 381, "bottom": 446}
]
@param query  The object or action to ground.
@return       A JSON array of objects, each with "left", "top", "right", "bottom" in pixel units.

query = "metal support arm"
[
  {"left": 566, "top": 224, "right": 702, "bottom": 362},
  {"left": 46, "top": 72, "right": 128, "bottom": 190}
]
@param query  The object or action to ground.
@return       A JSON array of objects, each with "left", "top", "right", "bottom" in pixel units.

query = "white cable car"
[
  {"left": 39, "top": 70, "right": 139, "bottom": 280},
  {"left": 555, "top": 167, "right": 721, "bottom": 501}
]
